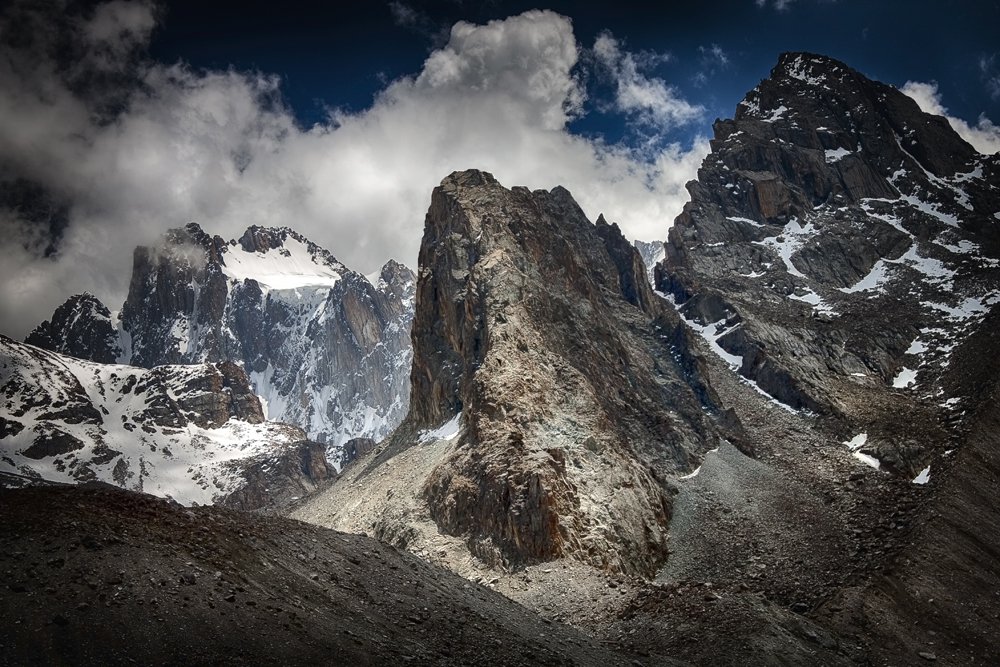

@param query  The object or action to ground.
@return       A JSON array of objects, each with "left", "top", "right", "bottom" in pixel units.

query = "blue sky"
[
  {"left": 147, "top": 0, "right": 1000, "bottom": 148},
  {"left": 1, "top": 0, "right": 998, "bottom": 335}
]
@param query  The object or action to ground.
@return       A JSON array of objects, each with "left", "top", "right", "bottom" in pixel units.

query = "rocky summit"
[
  {"left": 658, "top": 51, "right": 1000, "bottom": 476},
  {"left": 27, "top": 224, "right": 416, "bottom": 462},
  {"left": 295, "top": 169, "right": 736, "bottom": 578},
  {"left": 26, "top": 293, "right": 124, "bottom": 365},
  {"left": 294, "top": 53, "right": 1000, "bottom": 665}
]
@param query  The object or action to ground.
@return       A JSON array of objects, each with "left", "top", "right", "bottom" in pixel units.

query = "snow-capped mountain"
[
  {"left": 28, "top": 224, "right": 416, "bottom": 463},
  {"left": 25, "top": 293, "right": 124, "bottom": 364},
  {"left": 657, "top": 51, "right": 1000, "bottom": 475},
  {"left": 0, "top": 335, "right": 330, "bottom": 507}
]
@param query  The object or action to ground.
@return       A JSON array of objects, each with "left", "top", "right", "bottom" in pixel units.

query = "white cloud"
[
  {"left": 900, "top": 80, "right": 1000, "bottom": 155},
  {"left": 755, "top": 0, "right": 796, "bottom": 10},
  {"left": 592, "top": 32, "right": 704, "bottom": 130},
  {"left": 694, "top": 43, "right": 729, "bottom": 87},
  {"left": 699, "top": 44, "right": 729, "bottom": 68},
  {"left": 0, "top": 5, "right": 708, "bottom": 337}
]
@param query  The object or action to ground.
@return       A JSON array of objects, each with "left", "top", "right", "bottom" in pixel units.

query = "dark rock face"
[
  {"left": 30, "top": 223, "right": 416, "bottom": 455},
  {"left": 121, "top": 222, "right": 231, "bottom": 367},
  {"left": 25, "top": 293, "right": 122, "bottom": 364},
  {"left": 383, "top": 170, "right": 730, "bottom": 575},
  {"left": 339, "top": 437, "right": 377, "bottom": 466},
  {"left": 221, "top": 440, "right": 334, "bottom": 512},
  {"left": 1, "top": 335, "right": 321, "bottom": 508},
  {"left": 657, "top": 52, "right": 1000, "bottom": 472}
]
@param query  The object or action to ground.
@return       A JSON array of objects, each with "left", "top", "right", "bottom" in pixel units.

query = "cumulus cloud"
[
  {"left": 0, "top": 3, "right": 708, "bottom": 337},
  {"left": 900, "top": 81, "right": 1000, "bottom": 155}
]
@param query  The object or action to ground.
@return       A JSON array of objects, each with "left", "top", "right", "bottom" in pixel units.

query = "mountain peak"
[
  {"left": 439, "top": 169, "right": 499, "bottom": 189},
  {"left": 319, "top": 171, "right": 728, "bottom": 576},
  {"left": 237, "top": 225, "right": 297, "bottom": 253},
  {"left": 25, "top": 292, "right": 122, "bottom": 364},
  {"left": 661, "top": 50, "right": 1000, "bottom": 426}
]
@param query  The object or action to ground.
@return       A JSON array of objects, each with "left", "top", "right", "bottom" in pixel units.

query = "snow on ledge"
[
  {"left": 824, "top": 147, "right": 851, "bottom": 163},
  {"left": 419, "top": 414, "right": 463, "bottom": 444},
  {"left": 852, "top": 451, "right": 881, "bottom": 469},
  {"left": 912, "top": 465, "right": 931, "bottom": 485},
  {"left": 761, "top": 105, "right": 789, "bottom": 123}
]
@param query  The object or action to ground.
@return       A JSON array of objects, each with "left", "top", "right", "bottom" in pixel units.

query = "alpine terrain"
[
  {"left": 0, "top": 334, "right": 331, "bottom": 510},
  {"left": 3, "top": 51, "right": 1000, "bottom": 666},
  {"left": 25, "top": 224, "right": 416, "bottom": 462}
]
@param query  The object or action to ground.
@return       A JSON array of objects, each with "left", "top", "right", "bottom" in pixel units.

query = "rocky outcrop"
[
  {"left": 339, "top": 437, "right": 377, "bottom": 466},
  {"left": 221, "top": 440, "right": 334, "bottom": 512},
  {"left": 25, "top": 293, "right": 123, "bottom": 364},
  {"left": 29, "top": 223, "right": 416, "bottom": 458},
  {"left": 297, "top": 170, "right": 731, "bottom": 577},
  {"left": 0, "top": 335, "right": 324, "bottom": 507},
  {"left": 657, "top": 52, "right": 1000, "bottom": 473}
]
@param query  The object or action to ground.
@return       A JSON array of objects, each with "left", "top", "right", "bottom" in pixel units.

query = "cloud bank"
[{"left": 0, "top": 3, "right": 709, "bottom": 337}]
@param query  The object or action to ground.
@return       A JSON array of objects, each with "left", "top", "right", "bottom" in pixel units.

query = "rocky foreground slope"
[
  {"left": 0, "top": 335, "right": 330, "bottom": 509},
  {"left": 27, "top": 224, "right": 416, "bottom": 460},
  {"left": 0, "top": 484, "right": 636, "bottom": 666}
]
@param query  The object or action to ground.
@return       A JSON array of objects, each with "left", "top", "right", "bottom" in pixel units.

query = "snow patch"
[
  {"left": 824, "top": 147, "right": 851, "bottom": 163},
  {"left": 892, "top": 367, "right": 917, "bottom": 388},
  {"left": 843, "top": 433, "right": 868, "bottom": 450},
  {"left": 726, "top": 215, "right": 764, "bottom": 228},
  {"left": 786, "top": 55, "right": 828, "bottom": 86},
  {"left": 762, "top": 105, "right": 789, "bottom": 123},
  {"left": 912, "top": 466, "right": 931, "bottom": 485},
  {"left": 838, "top": 260, "right": 890, "bottom": 294},
  {"left": 753, "top": 218, "right": 813, "bottom": 278},
  {"left": 222, "top": 236, "right": 343, "bottom": 290},
  {"left": 852, "top": 451, "right": 881, "bottom": 469},
  {"left": 419, "top": 414, "right": 463, "bottom": 444}
]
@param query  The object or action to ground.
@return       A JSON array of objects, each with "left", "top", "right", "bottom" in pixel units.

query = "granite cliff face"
[
  {"left": 0, "top": 335, "right": 330, "bottom": 509},
  {"left": 29, "top": 224, "right": 415, "bottom": 462},
  {"left": 296, "top": 170, "right": 732, "bottom": 577},
  {"left": 657, "top": 52, "right": 1000, "bottom": 476}
]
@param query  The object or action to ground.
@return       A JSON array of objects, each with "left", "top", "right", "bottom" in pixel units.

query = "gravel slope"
[{"left": 0, "top": 485, "right": 635, "bottom": 666}]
